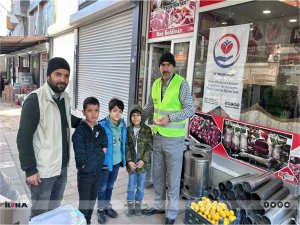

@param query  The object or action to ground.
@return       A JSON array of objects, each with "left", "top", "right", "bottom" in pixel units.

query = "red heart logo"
[{"left": 221, "top": 42, "right": 233, "bottom": 54}]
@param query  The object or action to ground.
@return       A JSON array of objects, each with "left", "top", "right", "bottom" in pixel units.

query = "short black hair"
[
  {"left": 83, "top": 97, "right": 100, "bottom": 110},
  {"left": 108, "top": 98, "right": 124, "bottom": 111}
]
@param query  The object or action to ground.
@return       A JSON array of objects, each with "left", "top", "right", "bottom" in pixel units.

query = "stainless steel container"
[
  {"left": 189, "top": 142, "right": 212, "bottom": 158},
  {"left": 181, "top": 150, "right": 210, "bottom": 199},
  {"left": 189, "top": 142, "right": 212, "bottom": 188}
]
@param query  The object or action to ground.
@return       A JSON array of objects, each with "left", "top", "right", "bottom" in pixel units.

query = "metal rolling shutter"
[
  {"left": 77, "top": 10, "right": 133, "bottom": 119},
  {"left": 52, "top": 32, "right": 75, "bottom": 106}
]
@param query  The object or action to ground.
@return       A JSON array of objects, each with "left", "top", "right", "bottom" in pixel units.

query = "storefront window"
[{"left": 193, "top": 1, "right": 300, "bottom": 133}]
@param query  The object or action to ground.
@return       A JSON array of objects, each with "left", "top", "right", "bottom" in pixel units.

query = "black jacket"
[{"left": 72, "top": 121, "right": 108, "bottom": 175}]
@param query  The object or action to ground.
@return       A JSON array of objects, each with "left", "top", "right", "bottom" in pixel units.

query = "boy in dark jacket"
[
  {"left": 72, "top": 97, "right": 108, "bottom": 224},
  {"left": 126, "top": 105, "right": 153, "bottom": 216}
]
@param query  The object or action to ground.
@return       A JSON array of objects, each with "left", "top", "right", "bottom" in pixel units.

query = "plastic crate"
[
  {"left": 29, "top": 205, "right": 86, "bottom": 225},
  {"left": 184, "top": 199, "right": 240, "bottom": 225}
]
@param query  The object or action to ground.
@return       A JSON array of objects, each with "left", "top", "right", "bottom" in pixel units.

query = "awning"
[{"left": 0, "top": 36, "right": 49, "bottom": 54}]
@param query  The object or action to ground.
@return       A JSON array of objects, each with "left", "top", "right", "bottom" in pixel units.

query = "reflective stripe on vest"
[{"left": 152, "top": 74, "right": 187, "bottom": 137}]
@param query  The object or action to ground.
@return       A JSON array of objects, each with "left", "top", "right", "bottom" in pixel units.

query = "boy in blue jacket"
[
  {"left": 97, "top": 98, "right": 127, "bottom": 224},
  {"left": 72, "top": 97, "right": 108, "bottom": 224}
]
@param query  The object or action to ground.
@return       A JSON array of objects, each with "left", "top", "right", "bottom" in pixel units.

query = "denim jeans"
[
  {"left": 127, "top": 171, "right": 147, "bottom": 202},
  {"left": 77, "top": 173, "right": 100, "bottom": 223},
  {"left": 97, "top": 163, "right": 120, "bottom": 209},
  {"left": 28, "top": 167, "right": 67, "bottom": 220}
]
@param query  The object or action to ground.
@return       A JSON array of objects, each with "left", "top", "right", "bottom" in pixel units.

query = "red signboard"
[
  {"left": 148, "top": 0, "right": 196, "bottom": 39},
  {"left": 199, "top": 0, "right": 224, "bottom": 7},
  {"left": 189, "top": 112, "right": 300, "bottom": 185}
]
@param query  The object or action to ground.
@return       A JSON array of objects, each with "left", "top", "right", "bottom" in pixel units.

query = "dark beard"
[{"left": 47, "top": 80, "right": 67, "bottom": 93}]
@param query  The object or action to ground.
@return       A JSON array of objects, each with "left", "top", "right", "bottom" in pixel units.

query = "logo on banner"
[{"left": 213, "top": 33, "right": 240, "bottom": 68}]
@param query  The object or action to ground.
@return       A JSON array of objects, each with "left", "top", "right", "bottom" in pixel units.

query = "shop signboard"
[
  {"left": 202, "top": 24, "right": 250, "bottom": 120},
  {"left": 199, "top": 0, "right": 224, "bottom": 7},
  {"left": 148, "top": 0, "right": 195, "bottom": 39},
  {"left": 189, "top": 112, "right": 300, "bottom": 185}
]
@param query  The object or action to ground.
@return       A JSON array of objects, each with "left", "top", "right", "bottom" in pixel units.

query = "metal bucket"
[
  {"left": 181, "top": 150, "right": 210, "bottom": 199},
  {"left": 189, "top": 142, "right": 212, "bottom": 188}
]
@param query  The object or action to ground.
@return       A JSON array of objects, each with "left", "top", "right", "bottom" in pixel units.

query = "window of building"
[{"left": 193, "top": 1, "right": 300, "bottom": 132}]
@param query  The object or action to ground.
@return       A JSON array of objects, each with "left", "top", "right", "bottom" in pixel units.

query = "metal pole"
[{"left": 296, "top": 176, "right": 300, "bottom": 225}]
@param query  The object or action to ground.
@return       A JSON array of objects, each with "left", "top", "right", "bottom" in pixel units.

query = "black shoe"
[
  {"left": 105, "top": 207, "right": 118, "bottom": 218},
  {"left": 164, "top": 217, "right": 175, "bottom": 224},
  {"left": 141, "top": 207, "right": 165, "bottom": 216},
  {"left": 97, "top": 209, "right": 106, "bottom": 224}
]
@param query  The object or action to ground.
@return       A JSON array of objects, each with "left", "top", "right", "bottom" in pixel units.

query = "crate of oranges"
[{"left": 184, "top": 196, "right": 240, "bottom": 225}]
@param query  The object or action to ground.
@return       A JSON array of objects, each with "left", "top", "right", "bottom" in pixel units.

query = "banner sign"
[
  {"left": 202, "top": 24, "right": 250, "bottom": 120},
  {"left": 148, "top": 0, "right": 195, "bottom": 39},
  {"left": 189, "top": 112, "right": 300, "bottom": 185}
]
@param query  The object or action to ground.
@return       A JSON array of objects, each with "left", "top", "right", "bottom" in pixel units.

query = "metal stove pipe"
[
  {"left": 212, "top": 187, "right": 220, "bottom": 199},
  {"left": 227, "top": 190, "right": 237, "bottom": 200},
  {"left": 255, "top": 186, "right": 290, "bottom": 214},
  {"left": 251, "top": 178, "right": 283, "bottom": 202},
  {"left": 243, "top": 171, "right": 274, "bottom": 192},
  {"left": 225, "top": 173, "right": 255, "bottom": 190},
  {"left": 262, "top": 194, "right": 296, "bottom": 225}
]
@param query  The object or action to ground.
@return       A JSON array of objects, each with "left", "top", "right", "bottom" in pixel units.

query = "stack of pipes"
[{"left": 207, "top": 172, "right": 296, "bottom": 224}]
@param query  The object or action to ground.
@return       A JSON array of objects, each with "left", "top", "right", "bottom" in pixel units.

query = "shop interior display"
[
  {"left": 191, "top": 1, "right": 300, "bottom": 132},
  {"left": 12, "top": 67, "right": 37, "bottom": 105}
]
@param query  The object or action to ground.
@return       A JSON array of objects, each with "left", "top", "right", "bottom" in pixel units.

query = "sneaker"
[
  {"left": 105, "top": 207, "right": 118, "bottom": 218},
  {"left": 97, "top": 209, "right": 106, "bottom": 224},
  {"left": 135, "top": 201, "right": 142, "bottom": 216},
  {"left": 126, "top": 201, "right": 135, "bottom": 217}
]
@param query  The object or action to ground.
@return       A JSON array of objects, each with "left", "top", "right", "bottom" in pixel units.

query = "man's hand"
[
  {"left": 26, "top": 173, "right": 41, "bottom": 186},
  {"left": 103, "top": 147, "right": 107, "bottom": 154},
  {"left": 128, "top": 161, "right": 136, "bottom": 171},
  {"left": 155, "top": 115, "right": 170, "bottom": 126},
  {"left": 135, "top": 160, "right": 144, "bottom": 169}
]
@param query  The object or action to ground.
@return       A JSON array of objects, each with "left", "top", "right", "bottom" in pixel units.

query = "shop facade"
[
  {"left": 140, "top": 0, "right": 300, "bottom": 188},
  {"left": 70, "top": 0, "right": 142, "bottom": 119}
]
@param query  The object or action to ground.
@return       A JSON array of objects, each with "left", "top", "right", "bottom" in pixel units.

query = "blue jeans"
[
  {"left": 97, "top": 163, "right": 120, "bottom": 209},
  {"left": 127, "top": 171, "right": 147, "bottom": 202}
]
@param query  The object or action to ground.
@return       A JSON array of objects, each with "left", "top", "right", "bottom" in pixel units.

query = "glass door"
[
  {"left": 145, "top": 43, "right": 171, "bottom": 102},
  {"left": 171, "top": 39, "right": 192, "bottom": 80}
]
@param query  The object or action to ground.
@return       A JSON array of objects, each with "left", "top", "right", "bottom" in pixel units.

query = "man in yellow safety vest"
[{"left": 142, "top": 52, "right": 195, "bottom": 224}]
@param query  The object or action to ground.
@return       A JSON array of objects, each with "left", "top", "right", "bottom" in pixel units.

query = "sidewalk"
[{"left": 0, "top": 99, "right": 187, "bottom": 225}]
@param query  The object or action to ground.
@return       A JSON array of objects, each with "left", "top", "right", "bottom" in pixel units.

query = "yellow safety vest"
[{"left": 152, "top": 74, "right": 187, "bottom": 137}]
